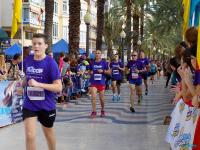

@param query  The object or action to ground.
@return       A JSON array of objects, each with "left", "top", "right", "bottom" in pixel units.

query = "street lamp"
[
  {"left": 137, "top": 40, "right": 142, "bottom": 53},
  {"left": 84, "top": 9, "right": 91, "bottom": 56},
  {"left": 120, "top": 29, "right": 126, "bottom": 82}
]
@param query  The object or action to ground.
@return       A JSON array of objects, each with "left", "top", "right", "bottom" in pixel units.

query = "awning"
[
  {"left": 52, "top": 39, "right": 69, "bottom": 54},
  {"left": 5, "top": 43, "right": 22, "bottom": 56},
  {"left": 79, "top": 48, "right": 86, "bottom": 54}
]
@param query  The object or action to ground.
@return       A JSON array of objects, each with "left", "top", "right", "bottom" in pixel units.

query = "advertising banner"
[{"left": 0, "top": 80, "right": 23, "bottom": 127}]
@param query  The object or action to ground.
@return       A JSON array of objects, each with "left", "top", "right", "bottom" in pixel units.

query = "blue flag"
[{"left": 189, "top": 0, "right": 200, "bottom": 26}]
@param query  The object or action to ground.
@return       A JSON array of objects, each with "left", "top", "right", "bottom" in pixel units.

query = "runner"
[
  {"left": 138, "top": 50, "right": 150, "bottom": 95},
  {"left": 110, "top": 53, "right": 124, "bottom": 101},
  {"left": 156, "top": 60, "right": 162, "bottom": 79},
  {"left": 22, "top": 33, "right": 62, "bottom": 150},
  {"left": 88, "top": 50, "right": 110, "bottom": 118},
  {"left": 126, "top": 51, "right": 145, "bottom": 112},
  {"left": 149, "top": 60, "right": 157, "bottom": 84}
]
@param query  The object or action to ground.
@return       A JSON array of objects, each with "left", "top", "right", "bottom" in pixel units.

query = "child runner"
[
  {"left": 88, "top": 50, "right": 110, "bottom": 118},
  {"left": 110, "top": 53, "right": 125, "bottom": 101},
  {"left": 22, "top": 33, "right": 62, "bottom": 150}
]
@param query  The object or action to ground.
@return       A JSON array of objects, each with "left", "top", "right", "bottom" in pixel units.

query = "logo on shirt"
[
  {"left": 93, "top": 65, "right": 102, "bottom": 69},
  {"left": 112, "top": 65, "right": 119, "bottom": 68},
  {"left": 27, "top": 66, "right": 43, "bottom": 74}
]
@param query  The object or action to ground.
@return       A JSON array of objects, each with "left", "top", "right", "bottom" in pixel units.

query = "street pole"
[
  {"left": 86, "top": 23, "right": 90, "bottom": 56},
  {"left": 149, "top": 48, "right": 150, "bottom": 59},
  {"left": 120, "top": 29, "right": 126, "bottom": 82},
  {"left": 121, "top": 38, "right": 126, "bottom": 83}
]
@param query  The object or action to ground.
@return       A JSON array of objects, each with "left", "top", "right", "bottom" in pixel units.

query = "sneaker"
[
  {"left": 112, "top": 95, "right": 117, "bottom": 101},
  {"left": 145, "top": 89, "right": 148, "bottom": 95},
  {"left": 117, "top": 95, "right": 121, "bottom": 101},
  {"left": 130, "top": 107, "right": 135, "bottom": 113},
  {"left": 138, "top": 96, "right": 142, "bottom": 104},
  {"left": 90, "top": 112, "right": 97, "bottom": 119},
  {"left": 112, "top": 95, "right": 115, "bottom": 101},
  {"left": 100, "top": 111, "right": 105, "bottom": 117}
]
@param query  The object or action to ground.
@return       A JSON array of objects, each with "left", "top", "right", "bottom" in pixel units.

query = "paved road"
[
  {"left": 56, "top": 77, "right": 174, "bottom": 125},
  {"left": 0, "top": 77, "right": 173, "bottom": 150}
]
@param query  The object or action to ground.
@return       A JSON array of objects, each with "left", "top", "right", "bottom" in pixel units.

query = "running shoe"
[
  {"left": 130, "top": 107, "right": 135, "bottom": 113},
  {"left": 90, "top": 112, "right": 97, "bottom": 119},
  {"left": 112, "top": 95, "right": 115, "bottom": 101},
  {"left": 145, "top": 89, "right": 148, "bottom": 95},
  {"left": 138, "top": 96, "right": 142, "bottom": 104},
  {"left": 112, "top": 95, "right": 117, "bottom": 101},
  {"left": 100, "top": 111, "right": 105, "bottom": 117},
  {"left": 117, "top": 95, "right": 121, "bottom": 101}
]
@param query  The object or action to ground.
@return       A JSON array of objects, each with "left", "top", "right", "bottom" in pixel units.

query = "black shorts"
[
  {"left": 149, "top": 72, "right": 156, "bottom": 76},
  {"left": 141, "top": 73, "right": 148, "bottom": 80},
  {"left": 111, "top": 79, "right": 122, "bottom": 85},
  {"left": 22, "top": 108, "right": 56, "bottom": 128}
]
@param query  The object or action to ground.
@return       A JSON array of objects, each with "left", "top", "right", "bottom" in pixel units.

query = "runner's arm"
[
  {"left": 28, "top": 79, "right": 62, "bottom": 93},
  {"left": 103, "top": 69, "right": 111, "bottom": 75}
]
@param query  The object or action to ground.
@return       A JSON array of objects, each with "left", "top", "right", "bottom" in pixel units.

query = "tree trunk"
[
  {"left": 107, "top": 43, "right": 112, "bottom": 59},
  {"left": 44, "top": 0, "right": 54, "bottom": 51},
  {"left": 132, "top": 11, "right": 139, "bottom": 52},
  {"left": 96, "top": 0, "right": 105, "bottom": 50},
  {"left": 69, "top": 0, "right": 81, "bottom": 56},
  {"left": 125, "top": 0, "right": 132, "bottom": 61},
  {"left": 140, "top": 3, "right": 144, "bottom": 42}
]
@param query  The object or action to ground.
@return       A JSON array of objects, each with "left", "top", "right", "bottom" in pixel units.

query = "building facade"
[{"left": 0, "top": 0, "right": 97, "bottom": 51}]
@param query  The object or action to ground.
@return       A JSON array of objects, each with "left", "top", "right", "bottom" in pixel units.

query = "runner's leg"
[
  {"left": 99, "top": 90, "right": 105, "bottom": 111},
  {"left": 24, "top": 117, "right": 37, "bottom": 150},
  {"left": 42, "top": 126, "right": 56, "bottom": 150},
  {"left": 91, "top": 87, "right": 97, "bottom": 112}
]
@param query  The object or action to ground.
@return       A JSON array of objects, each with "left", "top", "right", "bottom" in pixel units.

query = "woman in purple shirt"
[{"left": 88, "top": 50, "right": 110, "bottom": 118}]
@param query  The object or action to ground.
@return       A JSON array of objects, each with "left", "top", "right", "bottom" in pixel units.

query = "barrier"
[{"left": 0, "top": 80, "right": 23, "bottom": 127}]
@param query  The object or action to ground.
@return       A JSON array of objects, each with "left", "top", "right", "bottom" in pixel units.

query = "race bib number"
[
  {"left": 113, "top": 70, "right": 119, "bottom": 75},
  {"left": 27, "top": 87, "right": 45, "bottom": 101},
  {"left": 132, "top": 72, "right": 138, "bottom": 79},
  {"left": 94, "top": 74, "right": 102, "bottom": 81}
]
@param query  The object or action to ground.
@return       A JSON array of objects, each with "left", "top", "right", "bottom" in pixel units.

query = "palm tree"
[
  {"left": 132, "top": 6, "right": 140, "bottom": 51},
  {"left": 104, "top": 10, "right": 123, "bottom": 58},
  {"left": 96, "top": 0, "right": 106, "bottom": 50},
  {"left": 144, "top": 0, "right": 182, "bottom": 53},
  {"left": 44, "top": 0, "right": 54, "bottom": 51},
  {"left": 125, "top": 0, "right": 132, "bottom": 61},
  {"left": 140, "top": 2, "right": 144, "bottom": 41},
  {"left": 69, "top": 0, "right": 81, "bottom": 56}
]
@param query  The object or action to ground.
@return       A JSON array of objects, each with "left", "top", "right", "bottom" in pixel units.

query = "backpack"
[{"left": 150, "top": 64, "right": 157, "bottom": 73}]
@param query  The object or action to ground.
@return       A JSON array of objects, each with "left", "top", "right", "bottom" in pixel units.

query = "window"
[
  {"left": 62, "top": 26, "right": 68, "bottom": 41},
  {"left": 54, "top": 1, "right": 58, "bottom": 14},
  {"left": 23, "top": 8, "right": 30, "bottom": 23},
  {"left": 30, "top": 12, "right": 39, "bottom": 25},
  {"left": 25, "top": 32, "right": 33, "bottom": 40},
  {"left": 63, "top": 1, "right": 67, "bottom": 14},
  {"left": 80, "top": 31, "right": 86, "bottom": 43},
  {"left": 53, "top": 22, "right": 58, "bottom": 37}
]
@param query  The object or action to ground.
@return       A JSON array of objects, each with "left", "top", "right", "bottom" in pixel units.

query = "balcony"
[
  {"left": 23, "top": 0, "right": 45, "bottom": 7},
  {"left": 23, "top": 8, "right": 44, "bottom": 28}
]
